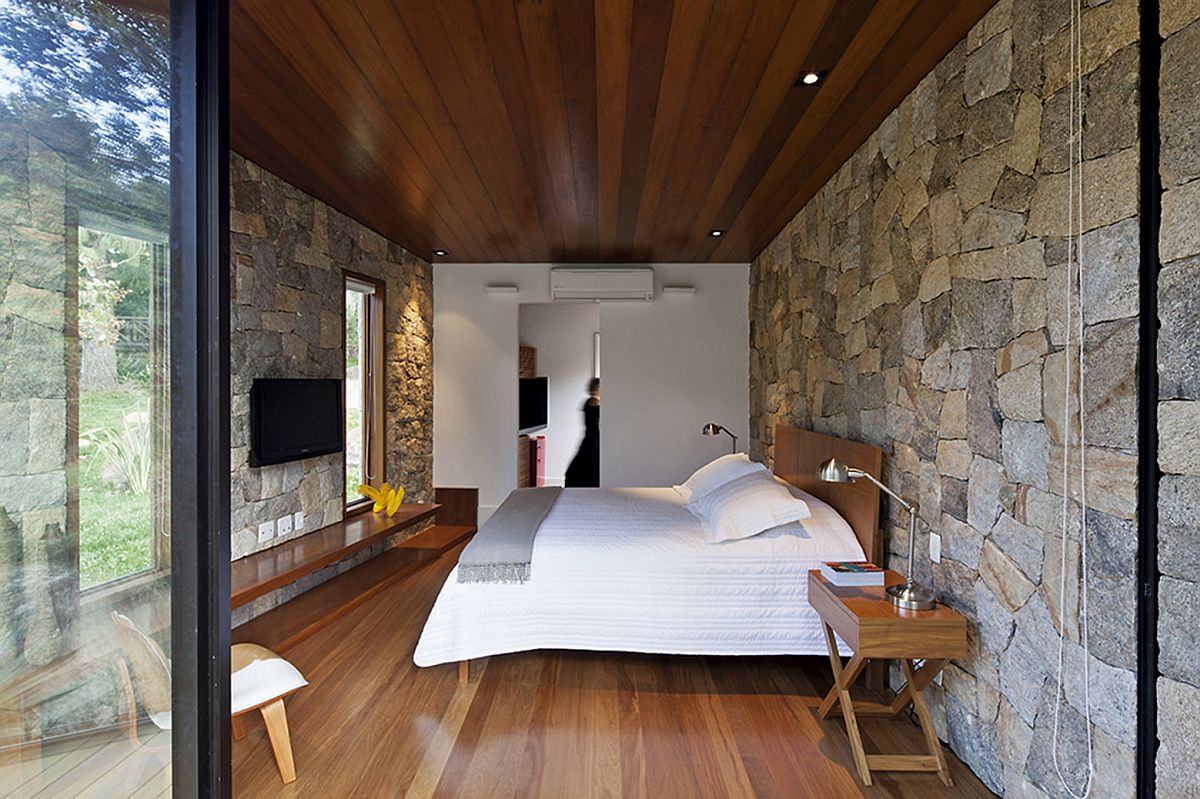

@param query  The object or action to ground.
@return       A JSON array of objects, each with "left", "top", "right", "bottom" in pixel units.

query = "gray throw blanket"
[{"left": 457, "top": 487, "right": 563, "bottom": 584}]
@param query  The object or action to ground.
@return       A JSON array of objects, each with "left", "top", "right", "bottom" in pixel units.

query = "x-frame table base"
[{"left": 819, "top": 623, "right": 953, "bottom": 787}]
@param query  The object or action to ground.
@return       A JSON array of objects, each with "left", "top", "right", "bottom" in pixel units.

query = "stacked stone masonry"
[
  {"left": 748, "top": 0, "right": 1144, "bottom": 795},
  {"left": 0, "top": 126, "right": 73, "bottom": 668},
  {"left": 228, "top": 154, "right": 434, "bottom": 622},
  {"left": 1156, "top": 1, "right": 1200, "bottom": 798}
]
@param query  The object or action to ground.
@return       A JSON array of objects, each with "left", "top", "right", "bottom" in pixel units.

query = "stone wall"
[
  {"left": 1156, "top": 2, "right": 1200, "bottom": 797},
  {"left": 748, "top": 0, "right": 1139, "bottom": 794},
  {"left": 0, "top": 124, "right": 72, "bottom": 666},
  {"left": 228, "top": 154, "right": 433, "bottom": 619}
]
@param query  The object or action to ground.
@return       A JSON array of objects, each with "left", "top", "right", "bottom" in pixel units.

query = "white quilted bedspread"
[{"left": 413, "top": 486, "right": 865, "bottom": 667}]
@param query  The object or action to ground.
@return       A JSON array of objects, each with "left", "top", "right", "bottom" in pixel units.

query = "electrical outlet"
[
  {"left": 277, "top": 514, "right": 293, "bottom": 537},
  {"left": 930, "top": 532, "right": 942, "bottom": 563},
  {"left": 293, "top": 511, "right": 305, "bottom": 531},
  {"left": 257, "top": 520, "right": 274, "bottom": 545}
]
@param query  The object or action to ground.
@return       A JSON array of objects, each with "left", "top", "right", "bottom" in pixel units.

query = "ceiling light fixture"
[
  {"left": 709, "top": 229, "right": 723, "bottom": 237},
  {"left": 433, "top": 249, "right": 448, "bottom": 257},
  {"left": 800, "top": 71, "right": 821, "bottom": 85}
]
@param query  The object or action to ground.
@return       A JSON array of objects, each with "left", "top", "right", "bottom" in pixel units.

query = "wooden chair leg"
[
  {"left": 260, "top": 699, "right": 296, "bottom": 784},
  {"left": 232, "top": 713, "right": 246, "bottom": 741},
  {"left": 458, "top": 660, "right": 469, "bottom": 685},
  {"left": 112, "top": 655, "right": 140, "bottom": 747}
]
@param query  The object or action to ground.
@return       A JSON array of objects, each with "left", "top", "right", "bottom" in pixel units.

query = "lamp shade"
[
  {"left": 816, "top": 458, "right": 852, "bottom": 483},
  {"left": 702, "top": 423, "right": 722, "bottom": 436}
]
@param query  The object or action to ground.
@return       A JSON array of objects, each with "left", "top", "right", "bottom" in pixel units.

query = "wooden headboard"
[{"left": 772, "top": 424, "right": 884, "bottom": 565}]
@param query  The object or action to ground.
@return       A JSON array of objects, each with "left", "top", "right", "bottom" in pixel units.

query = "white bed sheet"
[{"left": 413, "top": 486, "right": 865, "bottom": 667}]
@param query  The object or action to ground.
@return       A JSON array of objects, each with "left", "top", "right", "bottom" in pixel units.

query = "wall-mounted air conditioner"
[{"left": 550, "top": 267, "right": 654, "bottom": 301}]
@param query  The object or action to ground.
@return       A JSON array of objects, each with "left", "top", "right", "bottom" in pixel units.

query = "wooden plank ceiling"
[{"left": 230, "top": 0, "right": 997, "bottom": 263}]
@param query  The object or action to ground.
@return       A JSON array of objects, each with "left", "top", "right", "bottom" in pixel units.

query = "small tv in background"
[
  {"left": 519, "top": 376, "right": 547, "bottom": 433},
  {"left": 250, "top": 378, "right": 343, "bottom": 466}
]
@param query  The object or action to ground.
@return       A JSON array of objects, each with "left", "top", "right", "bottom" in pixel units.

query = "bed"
[{"left": 413, "top": 425, "right": 883, "bottom": 668}]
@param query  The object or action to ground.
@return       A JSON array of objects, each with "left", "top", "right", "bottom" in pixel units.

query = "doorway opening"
[{"left": 517, "top": 303, "right": 600, "bottom": 488}]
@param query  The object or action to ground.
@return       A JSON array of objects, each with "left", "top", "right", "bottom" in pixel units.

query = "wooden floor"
[
  {"left": 0, "top": 727, "right": 170, "bottom": 798},
  {"left": 232, "top": 546, "right": 993, "bottom": 798}
]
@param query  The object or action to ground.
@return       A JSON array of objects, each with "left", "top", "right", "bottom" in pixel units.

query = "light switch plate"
[
  {"left": 277, "top": 514, "right": 293, "bottom": 536},
  {"left": 293, "top": 511, "right": 305, "bottom": 531},
  {"left": 257, "top": 520, "right": 274, "bottom": 545},
  {"left": 930, "top": 532, "right": 942, "bottom": 563}
]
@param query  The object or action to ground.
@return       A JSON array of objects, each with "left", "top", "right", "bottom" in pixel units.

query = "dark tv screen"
[
  {"left": 519, "top": 377, "right": 547, "bottom": 432},
  {"left": 250, "top": 378, "right": 343, "bottom": 466}
]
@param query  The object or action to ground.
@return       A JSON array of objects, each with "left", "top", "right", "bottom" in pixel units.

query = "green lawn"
[{"left": 78, "top": 387, "right": 153, "bottom": 588}]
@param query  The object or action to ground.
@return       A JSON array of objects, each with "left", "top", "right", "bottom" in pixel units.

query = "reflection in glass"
[
  {"left": 0, "top": 1, "right": 172, "bottom": 793},
  {"left": 345, "top": 286, "right": 366, "bottom": 502}
]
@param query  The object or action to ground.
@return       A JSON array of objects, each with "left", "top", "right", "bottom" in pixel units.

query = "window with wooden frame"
[
  {"left": 72, "top": 213, "right": 171, "bottom": 592},
  {"left": 343, "top": 271, "right": 385, "bottom": 512}
]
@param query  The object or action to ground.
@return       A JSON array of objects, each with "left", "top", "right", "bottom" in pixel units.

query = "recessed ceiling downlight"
[
  {"left": 801, "top": 72, "right": 820, "bottom": 85},
  {"left": 66, "top": 19, "right": 87, "bottom": 31},
  {"left": 433, "top": 249, "right": 448, "bottom": 257},
  {"left": 709, "top": 230, "right": 723, "bottom": 237}
]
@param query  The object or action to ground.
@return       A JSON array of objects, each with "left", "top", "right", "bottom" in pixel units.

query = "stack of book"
[{"left": 819, "top": 561, "right": 885, "bottom": 587}]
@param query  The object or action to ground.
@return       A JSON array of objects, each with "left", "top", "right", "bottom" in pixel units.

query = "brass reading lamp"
[
  {"left": 816, "top": 458, "right": 936, "bottom": 611},
  {"left": 702, "top": 422, "right": 738, "bottom": 453}
]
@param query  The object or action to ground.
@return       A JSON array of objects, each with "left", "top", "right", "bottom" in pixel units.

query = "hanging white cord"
[{"left": 1052, "top": 1, "right": 1095, "bottom": 795}]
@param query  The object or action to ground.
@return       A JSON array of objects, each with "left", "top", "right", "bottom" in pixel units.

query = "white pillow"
[
  {"left": 674, "top": 453, "right": 766, "bottom": 505},
  {"left": 689, "top": 471, "right": 811, "bottom": 544}
]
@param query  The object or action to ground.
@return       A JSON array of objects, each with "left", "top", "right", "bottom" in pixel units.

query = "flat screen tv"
[
  {"left": 250, "top": 378, "right": 343, "bottom": 466},
  {"left": 519, "top": 376, "right": 547, "bottom": 433}
]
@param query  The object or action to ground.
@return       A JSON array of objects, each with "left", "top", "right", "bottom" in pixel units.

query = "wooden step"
[
  {"left": 395, "top": 524, "right": 474, "bottom": 551},
  {"left": 232, "top": 524, "right": 474, "bottom": 653}
]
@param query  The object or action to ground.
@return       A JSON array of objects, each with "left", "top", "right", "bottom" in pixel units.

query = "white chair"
[{"left": 110, "top": 612, "right": 308, "bottom": 783}]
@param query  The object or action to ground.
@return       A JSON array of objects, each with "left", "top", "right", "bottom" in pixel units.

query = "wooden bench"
[{"left": 232, "top": 488, "right": 476, "bottom": 653}]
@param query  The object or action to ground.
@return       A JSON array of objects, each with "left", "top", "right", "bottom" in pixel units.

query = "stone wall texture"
[
  {"left": 748, "top": 0, "right": 1141, "bottom": 795},
  {"left": 228, "top": 153, "right": 433, "bottom": 619},
  {"left": 0, "top": 125, "right": 72, "bottom": 666},
  {"left": 1156, "top": 2, "right": 1200, "bottom": 798}
]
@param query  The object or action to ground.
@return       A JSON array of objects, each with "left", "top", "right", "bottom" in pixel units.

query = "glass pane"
[
  {"left": 0, "top": 1, "right": 172, "bottom": 795},
  {"left": 78, "top": 227, "right": 163, "bottom": 589},
  {"left": 345, "top": 288, "right": 366, "bottom": 502}
]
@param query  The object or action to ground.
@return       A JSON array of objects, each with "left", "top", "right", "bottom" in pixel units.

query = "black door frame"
[
  {"left": 169, "top": 0, "right": 231, "bottom": 795},
  {"left": 1136, "top": 0, "right": 1161, "bottom": 796}
]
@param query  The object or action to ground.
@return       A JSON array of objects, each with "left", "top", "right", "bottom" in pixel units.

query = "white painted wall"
[
  {"left": 598, "top": 263, "right": 750, "bottom": 488},
  {"left": 433, "top": 263, "right": 749, "bottom": 520},
  {"left": 518, "top": 303, "right": 599, "bottom": 486}
]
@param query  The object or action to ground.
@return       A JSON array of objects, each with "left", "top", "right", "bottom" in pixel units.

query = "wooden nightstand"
[{"left": 807, "top": 569, "right": 967, "bottom": 787}]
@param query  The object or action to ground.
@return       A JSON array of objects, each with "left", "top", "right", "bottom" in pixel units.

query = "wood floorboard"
[
  {"left": 0, "top": 727, "right": 170, "bottom": 799},
  {"left": 233, "top": 546, "right": 994, "bottom": 798},
  {"left": 0, "top": 741, "right": 75, "bottom": 797}
]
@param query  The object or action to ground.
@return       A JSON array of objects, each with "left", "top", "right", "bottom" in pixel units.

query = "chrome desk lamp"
[
  {"left": 702, "top": 422, "right": 738, "bottom": 453},
  {"left": 816, "top": 457, "right": 935, "bottom": 611}
]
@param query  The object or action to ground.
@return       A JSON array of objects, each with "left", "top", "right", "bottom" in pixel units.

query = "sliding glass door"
[{"left": 0, "top": 0, "right": 229, "bottom": 795}]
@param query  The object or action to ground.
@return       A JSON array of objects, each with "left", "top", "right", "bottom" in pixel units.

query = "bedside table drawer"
[{"left": 807, "top": 571, "right": 967, "bottom": 660}]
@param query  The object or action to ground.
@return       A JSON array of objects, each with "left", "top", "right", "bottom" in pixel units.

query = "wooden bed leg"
[{"left": 458, "top": 660, "right": 469, "bottom": 685}]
